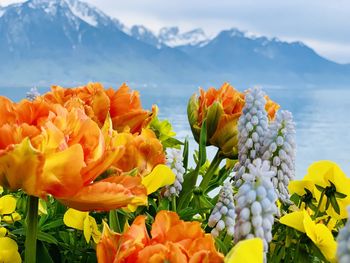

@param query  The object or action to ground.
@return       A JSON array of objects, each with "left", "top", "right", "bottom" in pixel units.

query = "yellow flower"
[
  {"left": 141, "top": 164, "right": 175, "bottom": 195},
  {"left": 0, "top": 237, "right": 21, "bottom": 263},
  {"left": 304, "top": 161, "right": 350, "bottom": 219},
  {"left": 280, "top": 210, "right": 337, "bottom": 262},
  {"left": 2, "top": 212, "right": 21, "bottom": 224},
  {"left": 288, "top": 180, "right": 315, "bottom": 196},
  {"left": 63, "top": 208, "right": 101, "bottom": 244},
  {"left": 225, "top": 238, "right": 263, "bottom": 263},
  {"left": 0, "top": 195, "right": 17, "bottom": 215}
]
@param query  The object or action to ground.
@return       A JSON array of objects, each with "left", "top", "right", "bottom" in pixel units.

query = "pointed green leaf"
[{"left": 315, "top": 184, "right": 325, "bottom": 192}]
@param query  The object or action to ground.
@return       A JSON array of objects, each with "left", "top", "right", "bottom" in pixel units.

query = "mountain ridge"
[{"left": 0, "top": 0, "right": 349, "bottom": 88}]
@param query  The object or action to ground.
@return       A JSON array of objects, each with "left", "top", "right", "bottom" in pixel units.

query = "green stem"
[
  {"left": 25, "top": 195, "right": 39, "bottom": 263},
  {"left": 109, "top": 210, "right": 121, "bottom": 232},
  {"left": 199, "top": 151, "right": 222, "bottom": 191},
  {"left": 314, "top": 191, "right": 325, "bottom": 219},
  {"left": 172, "top": 196, "right": 177, "bottom": 212}
]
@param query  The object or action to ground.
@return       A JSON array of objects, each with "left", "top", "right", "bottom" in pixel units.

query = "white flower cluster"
[
  {"left": 337, "top": 207, "right": 350, "bottom": 263},
  {"left": 262, "top": 110, "right": 296, "bottom": 204},
  {"left": 234, "top": 87, "right": 269, "bottom": 187},
  {"left": 208, "top": 181, "right": 236, "bottom": 237},
  {"left": 26, "top": 87, "right": 40, "bottom": 101},
  {"left": 234, "top": 159, "right": 277, "bottom": 251},
  {"left": 164, "top": 148, "right": 185, "bottom": 199}
]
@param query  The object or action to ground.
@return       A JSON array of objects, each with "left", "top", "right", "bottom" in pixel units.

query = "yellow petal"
[
  {"left": 0, "top": 186, "right": 3, "bottom": 194},
  {"left": 225, "top": 238, "right": 263, "bottom": 263},
  {"left": 0, "top": 227, "right": 7, "bottom": 237},
  {"left": 0, "top": 237, "right": 22, "bottom": 263},
  {"left": 288, "top": 180, "right": 315, "bottom": 196},
  {"left": 38, "top": 199, "right": 48, "bottom": 215},
  {"left": 2, "top": 212, "right": 21, "bottom": 224},
  {"left": 63, "top": 208, "right": 88, "bottom": 230},
  {"left": 141, "top": 164, "right": 175, "bottom": 195},
  {"left": 0, "top": 137, "right": 44, "bottom": 196},
  {"left": 279, "top": 211, "right": 305, "bottom": 233},
  {"left": 83, "top": 215, "right": 101, "bottom": 244},
  {"left": 0, "top": 195, "right": 17, "bottom": 215},
  {"left": 83, "top": 216, "right": 92, "bottom": 243},
  {"left": 303, "top": 210, "right": 337, "bottom": 263}
]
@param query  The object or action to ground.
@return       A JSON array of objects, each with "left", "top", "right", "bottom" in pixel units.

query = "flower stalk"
[
  {"left": 200, "top": 151, "right": 223, "bottom": 191},
  {"left": 25, "top": 195, "right": 39, "bottom": 263}
]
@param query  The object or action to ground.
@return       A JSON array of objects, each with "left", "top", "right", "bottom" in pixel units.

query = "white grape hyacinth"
[
  {"left": 26, "top": 87, "right": 40, "bottom": 101},
  {"left": 262, "top": 110, "right": 296, "bottom": 204},
  {"left": 164, "top": 148, "right": 185, "bottom": 199},
  {"left": 208, "top": 181, "right": 236, "bottom": 237},
  {"left": 234, "top": 158, "right": 277, "bottom": 252},
  {"left": 234, "top": 87, "right": 269, "bottom": 187},
  {"left": 337, "top": 207, "right": 350, "bottom": 263}
]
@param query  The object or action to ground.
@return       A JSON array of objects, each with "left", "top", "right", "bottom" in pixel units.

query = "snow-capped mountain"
[
  {"left": 158, "top": 27, "right": 209, "bottom": 47},
  {"left": 0, "top": 0, "right": 349, "bottom": 87},
  {"left": 130, "top": 25, "right": 163, "bottom": 48}
]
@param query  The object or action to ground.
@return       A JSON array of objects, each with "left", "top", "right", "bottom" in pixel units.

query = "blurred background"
[{"left": 1, "top": 0, "right": 349, "bottom": 176}]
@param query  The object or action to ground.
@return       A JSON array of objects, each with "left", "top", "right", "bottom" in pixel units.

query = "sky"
[{"left": 1, "top": 0, "right": 350, "bottom": 64}]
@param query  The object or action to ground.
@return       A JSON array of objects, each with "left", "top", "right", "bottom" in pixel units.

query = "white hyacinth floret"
[
  {"left": 26, "top": 87, "right": 40, "bottom": 101},
  {"left": 234, "top": 87, "right": 269, "bottom": 187},
  {"left": 337, "top": 207, "right": 350, "bottom": 263},
  {"left": 164, "top": 148, "right": 185, "bottom": 198},
  {"left": 208, "top": 181, "right": 236, "bottom": 237},
  {"left": 262, "top": 110, "right": 296, "bottom": 204},
  {"left": 234, "top": 158, "right": 277, "bottom": 252}
]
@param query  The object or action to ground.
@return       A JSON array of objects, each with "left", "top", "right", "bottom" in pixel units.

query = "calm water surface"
[
  {"left": 139, "top": 86, "right": 350, "bottom": 178},
  {"left": 1, "top": 85, "right": 349, "bottom": 178}
]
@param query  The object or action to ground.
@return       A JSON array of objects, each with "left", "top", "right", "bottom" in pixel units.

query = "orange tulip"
[
  {"left": 188, "top": 83, "right": 279, "bottom": 158},
  {"left": 113, "top": 128, "right": 166, "bottom": 176},
  {"left": 43, "top": 83, "right": 155, "bottom": 133},
  {"left": 265, "top": 95, "right": 280, "bottom": 121},
  {"left": 0, "top": 97, "right": 148, "bottom": 211},
  {"left": 97, "top": 210, "right": 224, "bottom": 263}
]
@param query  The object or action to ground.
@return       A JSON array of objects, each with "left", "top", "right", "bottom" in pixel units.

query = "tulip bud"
[{"left": 187, "top": 83, "right": 245, "bottom": 159}]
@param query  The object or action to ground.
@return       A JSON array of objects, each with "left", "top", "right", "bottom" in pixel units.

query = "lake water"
[{"left": 1, "top": 85, "right": 350, "bottom": 178}]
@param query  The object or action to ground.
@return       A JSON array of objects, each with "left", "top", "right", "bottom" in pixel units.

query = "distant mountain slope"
[{"left": 0, "top": 0, "right": 349, "bottom": 87}]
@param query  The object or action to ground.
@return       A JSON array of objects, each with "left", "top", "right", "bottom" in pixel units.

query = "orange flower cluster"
[
  {"left": 188, "top": 83, "right": 279, "bottom": 158},
  {"left": 97, "top": 210, "right": 224, "bottom": 263},
  {"left": 43, "top": 83, "right": 156, "bottom": 133},
  {"left": 0, "top": 83, "right": 168, "bottom": 211}
]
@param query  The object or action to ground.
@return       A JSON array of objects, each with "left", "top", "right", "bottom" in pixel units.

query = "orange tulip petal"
[
  {"left": 42, "top": 144, "right": 85, "bottom": 198},
  {"left": 97, "top": 222, "right": 122, "bottom": 263},
  {"left": 59, "top": 176, "right": 147, "bottom": 211}
]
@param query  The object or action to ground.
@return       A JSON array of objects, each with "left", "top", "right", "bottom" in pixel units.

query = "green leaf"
[
  {"left": 198, "top": 119, "right": 207, "bottom": 167},
  {"left": 330, "top": 195, "right": 340, "bottom": 214},
  {"left": 315, "top": 184, "right": 325, "bottom": 192},
  {"left": 182, "top": 138, "right": 189, "bottom": 171},
  {"left": 206, "top": 102, "right": 223, "bottom": 139},
  {"left": 215, "top": 237, "right": 228, "bottom": 254},
  {"left": 157, "top": 198, "right": 170, "bottom": 212},
  {"left": 36, "top": 241, "right": 54, "bottom": 263},
  {"left": 40, "top": 218, "right": 64, "bottom": 231},
  {"left": 109, "top": 210, "right": 119, "bottom": 232},
  {"left": 37, "top": 231, "right": 59, "bottom": 244},
  {"left": 325, "top": 197, "right": 331, "bottom": 210},
  {"left": 58, "top": 231, "right": 70, "bottom": 244},
  {"left": 11, "top": 228, "right": 25, "bottom": 235},
  {"left": 335, "top": 191, "right": 347, "bottom": 199}
]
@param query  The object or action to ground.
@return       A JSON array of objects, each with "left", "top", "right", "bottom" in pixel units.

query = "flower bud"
[{"left": 187, "top": 83, "right": 245, "bottom": 158}]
